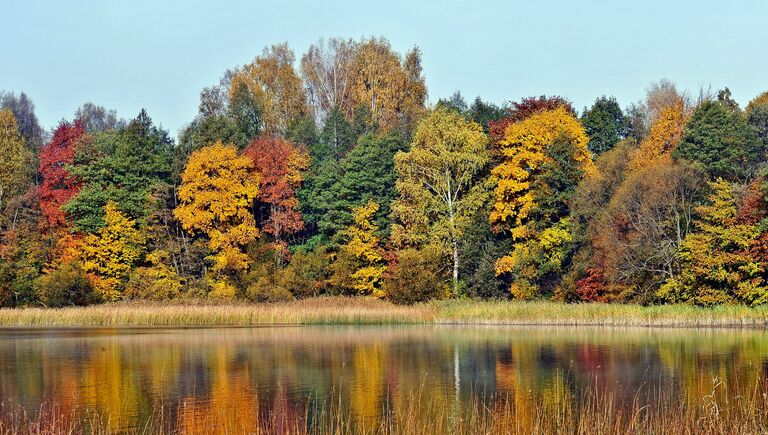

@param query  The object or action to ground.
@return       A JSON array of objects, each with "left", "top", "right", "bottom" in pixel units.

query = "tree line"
[{"left": 1, "top": 37, "right": 767, "bottom": 306}]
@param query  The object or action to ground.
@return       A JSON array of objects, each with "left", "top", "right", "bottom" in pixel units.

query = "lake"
[{"left": 1, "top": 325, "right": 767, "bottom": 432}]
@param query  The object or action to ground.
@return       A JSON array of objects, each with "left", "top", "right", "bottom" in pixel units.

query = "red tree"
[
  {"left": 243, "top": 137, "right": 309, "bottom": 250},
  {"left": 38, "top": 121, "right": 85, "bottom": 228}
]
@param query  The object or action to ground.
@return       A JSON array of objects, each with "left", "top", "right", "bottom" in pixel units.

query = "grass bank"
[{"left": 1, "top": 297, "right": 767, "bottom": 327}]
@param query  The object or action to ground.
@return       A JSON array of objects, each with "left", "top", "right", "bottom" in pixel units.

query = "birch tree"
[{"left": 391, "top": 106, "right": 489, "bottom": 295}]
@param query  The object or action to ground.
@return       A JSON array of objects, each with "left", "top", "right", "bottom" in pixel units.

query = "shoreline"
[{"left": 1, "top": 297, "right": 767, "bottom": 328}]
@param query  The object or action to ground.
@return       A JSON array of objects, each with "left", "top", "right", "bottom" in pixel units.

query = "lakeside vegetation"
[
  {"left": 2, "top": 297, "right": 768, "bottom": 327},
  {"left": 2, "top": 376, "right": 768, "bottom": 434},
  {"left": 1, "top": 37, "right": 768, "bottom": 309}
]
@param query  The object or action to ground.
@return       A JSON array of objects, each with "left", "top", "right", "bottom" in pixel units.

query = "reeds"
[
  {"left": 3, "top": 377, "right": 768, "bottom": 434},
  {"left": 1, "top": 297, "right": 768, "bottom": 328}
]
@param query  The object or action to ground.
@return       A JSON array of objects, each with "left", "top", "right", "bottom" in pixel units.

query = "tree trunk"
[{"left": 452, "top": 238, "right": 459, "bottom": 297}]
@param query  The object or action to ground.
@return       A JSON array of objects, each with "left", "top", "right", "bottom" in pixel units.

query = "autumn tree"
[
  {"left": 580, "top": 96, "right": 627, "bottom": 154},
  {"left": 490, "top": 107, "right": 595, "bottom": 298},
  {"left": 230, "top": 44, "right": 309, "bottom": 136},
  {"left": 595, "top": 162, "right": 705, "bottom": 301},
  {"left": 174, "top": 142, "right": 260, "bottom": 278},
  {"left": 0, "top": 91, "right": 44, "bottom": 151},
  {"left": 746, "top": 91, "right": 768, "bottom": 150},
  {"left": 0, "top": 109, "right": 29, "bottom": 214},
  {"left": 74, "top": 103, "right": 122, "bottom": 132},
  {"left": 79, "top": 202, "right": 145, "bottom": 301},
  {"left": 391, "top": 106, "right": 489, "bottom": 295},
  {"left": 659, "top": 179, "right": 767, "bottom": 305},
  {"left": 38, "top": 121, "right": 85, "bottom": 228},
  {"left": 349, "top": 37, "right": 427, "bottom": 131},
  {"left": 301, "top": 38, "right": 357, "bottom": 120},
  {"left": 628, "top": 101, "right": 688, "bottom": 171},
  {"left": 489, "top": 96, "right": 576, "bottom": 144},
  {"left": 243, "top": 137, "right": 309, "bottom": 255},
  {"left": 334, "top": 200, "right": 386, "bottom": 296},
  {"left": 674, "top": 97, "right": 763, "bottom": 181}
]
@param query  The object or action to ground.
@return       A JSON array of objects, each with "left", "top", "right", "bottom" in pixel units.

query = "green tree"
[
  {"left": 302, "top": 132, "right": 406, "bottom": 244},
  {"left": 674, "top": 98, "right": 762, "bottom": 181},
  {"left": 391, "top": 106, "right": 489, "bottom": 295},
  {"left": 581, "top": 96, "right": 627, "bottom": 154},
  {"left": 65, "top": 110, "right": 174, "bottom": 233},
  {"left": 746, "top": 91, "right": 768, "bottom": 152}
]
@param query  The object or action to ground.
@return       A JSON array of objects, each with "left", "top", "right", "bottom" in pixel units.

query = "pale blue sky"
[{"left": 2, "top": 0, "right": 767, "bottom": 138}]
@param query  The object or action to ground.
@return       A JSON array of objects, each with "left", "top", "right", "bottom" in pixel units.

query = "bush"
[
  {"left": 383, "top": 246, "right": 450, "bottom": 305},
  {"left": 35, "top": 263, "right": 96, "bottom": 307},
  {"left": 124, "top": 251, "right": 183, "bottom": 301},
  {"left": 279, "top": 248, "right": 331, "bottom": 297},
  {"left": 245, "top": 277, "right": 294, "bottom": 303}
]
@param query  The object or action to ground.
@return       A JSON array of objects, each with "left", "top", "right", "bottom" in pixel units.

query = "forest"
[{"left": 1, "top": 36, "right": 768, "bottom": 308}]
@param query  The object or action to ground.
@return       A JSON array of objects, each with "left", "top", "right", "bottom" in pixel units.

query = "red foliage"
[
  {"left": 37, "top": 121, "right": 85, "bottom": 229},
  {"left": 488, "top": 95, "right": 576, "bottom": 144},
  {"left": 242, "top": 137, "right": 308, "bottom": 243},
  {"left": 575, "top": 268, "right": 607, "bottom": 302},
  {"left": 737, "top": 178, "right": 767, "bottom": 225}
]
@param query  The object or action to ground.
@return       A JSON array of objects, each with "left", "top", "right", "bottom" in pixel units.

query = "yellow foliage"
[
  {"left": 341, "top": 200, "right": 386, "bottom": 297},
  {"left": 349, "top": 38, "right": 426, "bottom": 130},
  {"left": 229, "top": 44, "right": 309, "bottom": 135},
  {"left": 490, "top": 106, "right": 594, "bottom": 236},
  {"left": 629, "top": 102, "right": 688, "bottom": 171},
  {"left": 0, "top": 109, "right": 29, "bottom": 209},
  {"left": 80, "top": 202, "right": 145, "bottom": 301},
  {"left": 174, "top": 141, "right": 260, "bottom": 275}
]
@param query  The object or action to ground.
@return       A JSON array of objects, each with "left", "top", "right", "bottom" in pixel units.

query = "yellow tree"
[
  {"left": 80, "top": 201, "right": 145, "bottom": 301},
  {"left": 391, "top": 106, "right": 489, "bottom": 295},
  {"left": 349, "top": 37, "right": 426, "bottom": 131},
  {"left": 338, "top": 200, "right": 386, "bottom": 297},
  {"left": 490, "top": 106, "right": 595, "bottom": 298},
  {"left": 230, "top": 43, "right": 309, "bottom": 135},
  {"left": 629, "top": 101, "right": 688, "bottom": 171},
  {"left": 0, "top": 109, "right": 29, "bottom": 211},
  {"left": 174, "top": 142, "right": 261, "bottom": 283}
]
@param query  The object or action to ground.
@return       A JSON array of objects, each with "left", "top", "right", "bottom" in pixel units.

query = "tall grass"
[
  {"left": 1, "top": 297, "right": 768, "bottom": 327},
  {"left": 2, "top": 377, "right": 768, "bottom": 434}
]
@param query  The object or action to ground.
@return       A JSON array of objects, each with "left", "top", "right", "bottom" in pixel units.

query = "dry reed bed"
[
  {"left": 2, "top": 380, "right": 768, "bottom": 434},
  {"left": 1, "top": 297, "right": 768, "bottom": 327}
]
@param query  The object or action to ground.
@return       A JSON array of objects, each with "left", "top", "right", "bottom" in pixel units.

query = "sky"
[{"left": 2, "top": 0, "right": 767, "bottom": 138}]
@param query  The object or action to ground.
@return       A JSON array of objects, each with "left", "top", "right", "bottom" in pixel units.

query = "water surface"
[{"left": 1, "top": 325, "right": 766, "bottom": 431}]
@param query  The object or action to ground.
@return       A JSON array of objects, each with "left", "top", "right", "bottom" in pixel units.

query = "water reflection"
[{"left": 0, "top": 326, "right": 766, "bottom": 432}]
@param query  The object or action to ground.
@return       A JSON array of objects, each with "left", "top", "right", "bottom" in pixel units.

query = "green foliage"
[
  {"left": 581, "top": 96, "right": 628, "bottom": 154},
  {"left": 65, "top": 110, "right": 173, "bottom": 233},
  {"left": 302, "top": 132, "right": 406, "bottom": 243},
  {"left": 383, "top": 245, "right": 450, "bottom": 305},
  {"left": 35, "top": 262, "right": 96, "bottom": 307},
  {"left": 746, "top": 91, "right": 768, "bottom": 151},
  {"left": 229, "top": 80, "right": 262, "bottom": 146},
  {"left": 674, "top": 99, "right": 763, "bottom": 181},
  {"left": 316, "top": 106, "right": 355, "bottom": 161},
  {"left": 658, "top": 180, "right": 767, "bottom": 305},
  {"left": 279, "top": 247, "right": 331, "bottom": 298}
]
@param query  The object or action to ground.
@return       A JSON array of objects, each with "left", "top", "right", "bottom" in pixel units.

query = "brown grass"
[
  {"left": 1, "top": 297, "right": 768, "bottom": 328},
  {"left": 2, "top": 377, "right": 767, "bottom": 434}
]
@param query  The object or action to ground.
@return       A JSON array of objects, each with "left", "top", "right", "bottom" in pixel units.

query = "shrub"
[
  {"left": 35, "top": 263, "right": 96, "bottom": 307},
  {"left": 279, "top": 248, "right": 331, "bottom": 298},
  {"left": 245, "top": 277, "right": 294, "bottom": 303},
  {"left": 383, "top": 246, "right": 450, "bottom": 305},
  {"left": 124, "top": 251, "right": 183, "bottom": 301}
]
